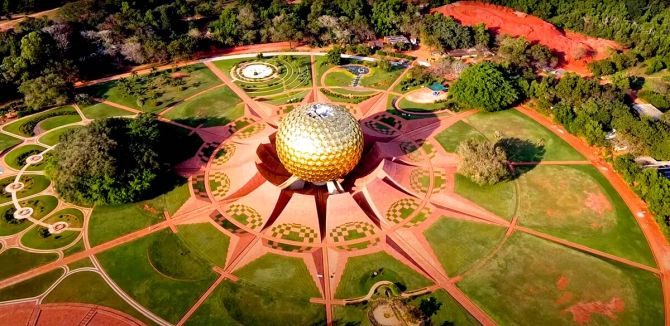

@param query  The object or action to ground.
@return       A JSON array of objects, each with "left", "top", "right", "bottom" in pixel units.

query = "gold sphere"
[{"left": 275, "top": 103, "right": 363, "bottom": 183}]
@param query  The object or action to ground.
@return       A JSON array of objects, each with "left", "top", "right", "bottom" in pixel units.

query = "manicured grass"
[
  {"left": 324, "top": 70, "right": 355, "bottom": 87},
  {"left": 424, "top": 217, "right": 507, "bottom": 276},
  {"left": 37, "top": 125, "right": 81, "bottom": 146},
  {"left": 408, "top": 290, "right": 480, "bottom": 326},
  {"left": 68, "top": 257, "right": 94, "bottom": 270},
  {"left": 315, "top": 55, "right": 334, "bottom": 86},
  {"left": 80, "top": 102, "right": 133, "bottom": 119},
  {"left": 148, "top": 231, "right": 213, "bottom": 281},
  {"left": 332, "top": 304, "right": 372, "bottom": 326},
  {"left": 465, "top": 109, "right": 584, "bottom": 161},
  {"left": 163, "top": 85, "right": 243, "bottom": 127},
  {"left": 21, "top": 208, "right": 84, "bottom": 250},
  {"left": 4, "top": 144, "right": 47, "bottom": 170},
  {"left": 0, "top": 133, "right": 22, "bottom": 152},
  {"left": 0, "top": 195, "right": 59, "bottom": 236},
  {"left": 434, "top": 121, "right": 486, "bottom": 153},
  {"left": 95, "top": 230, "right": 216, "bottom": 323},
  {"left": 38, "top": 114, "right": 81, "bottom": 131},
  {"left": 0, "top": 268, "right": 64, "bottom": 301},
  {"left": 83, "top": 63, "right": 221, "bottom": 113},
  {"left": 88, "top": 182, "right": 189, "bottom": 246},
  {"left": 177, "top": 223, "right": 230, "bottom": 268},
  {"left": 454, "top": 174, "right": 517, "bottom": 220},
  {"left": 63, "top": 238, "right": 85, "bottom": 257},
  {"left": 335, "top": 251, "right": 432, "bottom": 298},
  {"left": 0, "top": 174, "right": 51, "bottom": 204},
  {"left": 458, "top": 232, "right": 664, "bottom": 325},
  {"left": 3, "top": 106, "right": 78, "bottom": 137},
  {"left": 201, "top": 253, "right": 325, "bottom": 325},
  {"left": 516, "top": 165, "right": 655, "bottom": 266},
  {"left": 0, "top": 249, "right": 58, "bottom": 279},
  {"left": 43, "top": 271, "right": 154, "bottom": 325},
  {"left": 261, "top": 90, "right": 309, "bottom": 105},
  {"left": 397, "top": 96, "right": 447, "bottom": 112},
  {"left": 212, "top": 57, "right": 250, "bottom": 78},
  {"left": 360, "top": 66, "right": 405, "bottom": 90}
]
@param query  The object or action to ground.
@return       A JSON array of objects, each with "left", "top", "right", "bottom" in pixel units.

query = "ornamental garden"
[{"left": 0, "top": 46, "right": 664, "bottom": 326}]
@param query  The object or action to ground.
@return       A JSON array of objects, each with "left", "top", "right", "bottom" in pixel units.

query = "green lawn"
[
  {"left": 43, "top": 271, "right": 154, "bottom": 325},
  {"left": 38, "top": 125, "right": 81, "bottom": 146},
  {"left": 516, "top": 165, "right": 655, "bottom": 266},
  {"left": 0, "top": 268, "right": 64, "bottom": 301},
  {"left": 68, "top": 257, "right": 94, "bottom": 270},
  {"left": 465, "top": 109, "right": 584, "bottom": 161},
  {"left": 198, "top": 253, "right": 326, "bottom": 325},
  {"left": 0, "top": 133, "right": 22, "bottom": 152},
  {"left": 0, "top": 249, "right": 58, "bottom": 279},
  {"left": 21, "top": 208, "right": 84, "bottom": 250},
  {"left": 424, "top": 217, "right": 507, "bottom": 276},
  {"left": 458, "top": 232, "right": 664, "bottom": 325},
  {"left": 163, "top": 85, "right": 243, "bottom": 127},
  {"left": 315, "top": 55, "right": 334, "bottom": 86},
  {"left": 0, "top": 174, "right": 51, "bottom": 204},
  {"left": 88, "top": 182, "right": 189, "bottom": 246},
  {"left": 261, "top": 90, "right": 310, "bottom": 105},
  {"left": 454, "top": 174, "right": 517, "bottom": 220},
  {"left": 408, "top": 290, "right": 480, "bottom": 326},
  {"left": 332, "top": 305, "right": 372, "bottom": 326},
  {"left": 95, "top": 230, "right": 216, "bottom": 323},
  {"left": 324, "top": 70, "right": 355, "bottom": 87},
  {"left": 80, "top": 102, "right": 134, "bottom": 119},
  {"left": 83, "top": 63, "right": 221, "bottom": 113},
  {"left": 434, "top": 121, "right": 486, "bottom": 153},
  {"left": 3, "top": 106, "right": 78, "bottom": 137},
  {"left": 0, "top": 195, "right": 59, "bottom": 236},
  {"left": 212, "top": 57, "right": 250, "bottom": 78},
  {"left": 177, "top": 223, "right": 230, "bottom": 268},
  {"left": 335, "top": 251, "right": 432, "bottom": 298},
  {"left": 4, "top": 144, "right": 47, "bottom": 170},
  {"left": 38, "top": 114, "right": 82, "bottom": 131},
  {"left": 360, "top": 66, "right": 405, "bottom": 90}
]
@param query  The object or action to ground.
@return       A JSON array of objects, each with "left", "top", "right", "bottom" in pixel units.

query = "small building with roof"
[
  {"left": 428, "top": 82, "right": 447, "bottom": 96},
  {"left": 633, "top": 103, "right": 664, "bottom": 120}
]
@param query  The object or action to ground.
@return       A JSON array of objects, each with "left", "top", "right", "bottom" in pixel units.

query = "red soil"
[
  {"left": 171, "top": 72, "right": 189, "bottom": 79},
  {"left": 431, "top": 2, "right": 622, "bottom": 75},
  {"left": 584, "top": 192, "right": 612, "bottom": 216},
  {"left": 556, "top": 276, "right": 570, "bottom": 290},
  {"left": 564, "top": 297, "right": 625, "bottom": 325},
  {"left": 556, "top": 292, "right": 574, "bottom": 305}
]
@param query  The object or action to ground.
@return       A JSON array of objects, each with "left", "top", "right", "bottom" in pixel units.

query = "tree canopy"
[
  {"left": 457, "top": 138, "right": 511, "bottom": 185},
  {"left": 46, "top": 114, "right": 196, "bottom": 205},
  {"left": 450, "top": 62, "right": 519, "bottom": 112}
]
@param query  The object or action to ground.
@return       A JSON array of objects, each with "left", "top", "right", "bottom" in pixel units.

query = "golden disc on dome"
[{"left": 275, "top": 103, "right": 363, "bottom": 183}]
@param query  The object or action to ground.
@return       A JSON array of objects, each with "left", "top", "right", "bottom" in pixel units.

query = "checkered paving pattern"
[
  {"left": 226, "top": 117, "right": 256, "bottom": 134},
  {"left": 336, "top": 238, "right": 380, "bottom": 251},
  {"left": 400, "top": 140, "right": 437, "bottom": 162},
  {"left": 409, "top": 168, "right": 448, "bottom": 194},
  {"left": 211, "top": 143, "right": 236, "bottom": 168},
  {"left": 224, "top": 204, "right": 263, "bottom": 229},
  {"left": 198, "top": 142, "right": 220, "bottom": 163},
  {"left": 209, "top": 172, "right": 230, "bottom": 201},
  {"left": 210, "top": 211, "right": 245, "bottom": 234},
  {"left": 386, "top": 198, "right": 432, "bottom": 226},
  {"left": 267, "top": 240, "right": 312, "bottom": 253},
  {"left": 235, "top": 123, "right": 266, "bottom": 139},
  {"left": 364, "top": 120, "right": 397, "bottom": 136},
  {"left": 329, "top": 221, "right": 376, "bottom": 242},
  {"left": 270, "top": 223, "right": 318, "bottom": 243},
  {"left": 191, "top": 174, "right": 209, "bottom": 201}
]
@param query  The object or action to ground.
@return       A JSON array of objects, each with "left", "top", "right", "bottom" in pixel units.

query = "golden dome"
[{"left": 276, "top": 103, "right": 363, "bottom": 183}]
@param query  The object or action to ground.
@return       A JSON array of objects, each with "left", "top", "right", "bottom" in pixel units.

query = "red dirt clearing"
[
  {"left": 564, "top": 297, "right": 625, "bottom": 325},
  {"left": 431, "top": 2, "right": 622, "bottom": 75}
]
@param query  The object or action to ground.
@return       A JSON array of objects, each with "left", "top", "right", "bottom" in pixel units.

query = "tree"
[
  {"left": 450, "top": 62, "right": 519, "bottom": 112},
  {"left": 326, "top": 46, "right": 343, "bottom": 65},
  {"left": 19, "top": 74, "right": 72, "bottom": 110},
  {"left": 371, "top": 0, "right": 405, "bottom": 36},
  {"left": 457, "top": 138, "right": 511, "bottom": 185},
  {"left": 46, "top": 114, "right": 163, "bottom": 205},
  {"left": 209, "top": 8, "right": 239, "bottom": 46},
  {"left": 473, "top": 23, "right": 491, "bottom": 49},
  {"left": 421, "top": 14, "right": 474, "bottom": 52}
]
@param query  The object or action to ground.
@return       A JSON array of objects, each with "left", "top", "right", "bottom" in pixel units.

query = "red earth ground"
[
  {"left": 431, "top": 1, "right": 622, "bottom": 75},
  {"left": 564, "top": 297, "right": 625, "bottom": 325}
]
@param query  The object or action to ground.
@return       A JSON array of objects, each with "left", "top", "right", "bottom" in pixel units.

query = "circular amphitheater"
[{"left": 230, "top": 57, "right": 312, "bottom": 98}]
